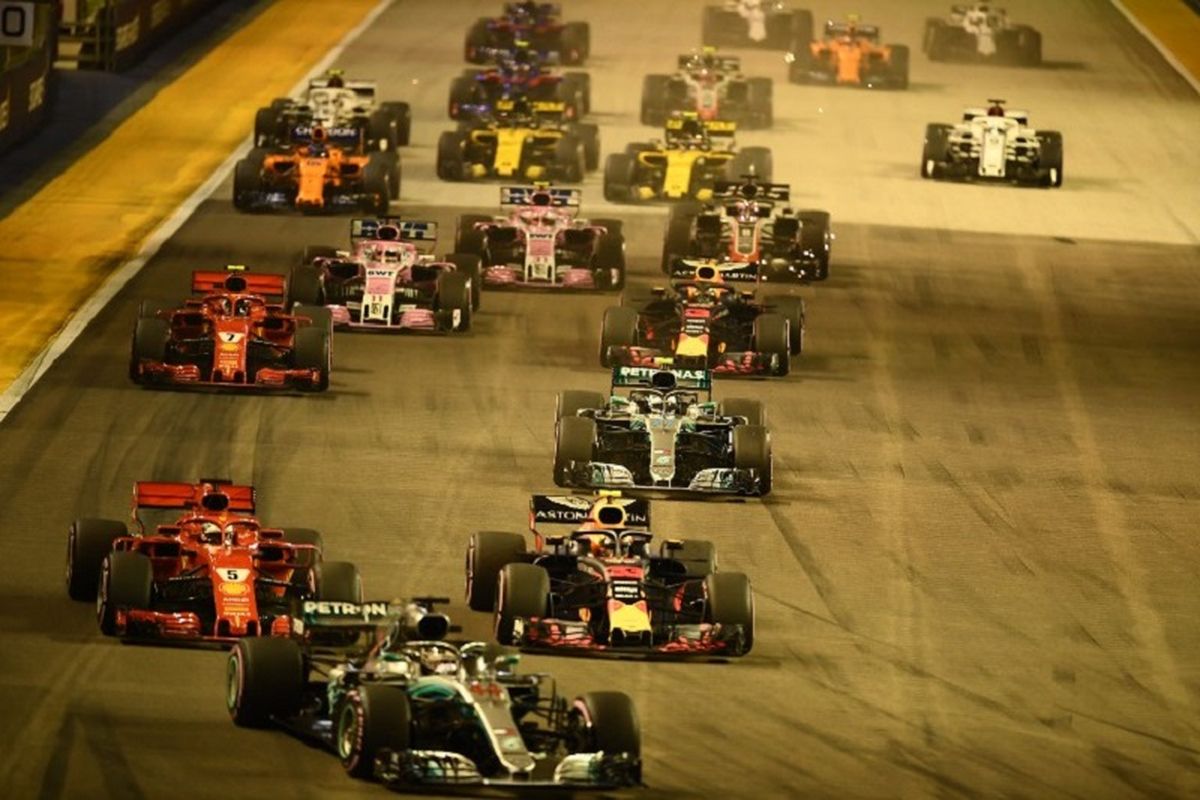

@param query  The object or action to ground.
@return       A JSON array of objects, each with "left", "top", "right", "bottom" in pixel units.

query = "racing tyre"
[
  {"left": 705, "top": 571, "right": 755, "bottom": 654},
  {"left": 599, "top": 306, "right": 639, "bottom": 367},
  {"left": 436, "top": 271, "right": 472, "bottom": 331},
  {"left": 771, "top": 296, "right": 806, "bottom": 355},
  {"left": 464, "top": 18, "right": 490, "bottom": 63},
  {"left": 554, "top": 136, "right": 586, "bottom": 183},
  {"left": 447, "top": 76, "right": 478, "bottom": 120},
  {"left": 640, "top": 75, "right": 670, "bottom": 127},
  {"left": 557, "top": 389, "right": 605, "bottom": 420},
  {"left": 253, "top": 107, "right": 280, "bottom": 147},
  {"left": 923, "top": 19, "right": 947, "bottom": 60},
  {"left": 921, "top": 124, "right": 951, "bottom": 180},
  {"left": 227, "top": 637, "right": 304, "bottom": 727},
  {"left": 661, "top": 214, "right": 693, "bottom": 273},
  {"left": 447, "top": 253, "right": 483, "bottom": 310},
  {"left": 269, "top": 97, "right": 291, "bottom": 111},
  {"left": 701, "top": 7, "right": 732, "bottom": 47},
  {"left": 603, "top": 153, "right": 634, "bottom": 202},
  {"left": 799, "top": 211, "right": 831, "bottom": 280},
  {"left": 294, "top": 305, "right": 332, "bottom": 336},
  {"left": 381, "top": 101, "right": 411, "bottom": 146},
  {"left": 1039, "top": 131, "right": 1064, "bottom": 188},
  {"left": 436, "top": 131, "right": 467, "bottom": 181},
  {"left": 787, "top": 43, "right": 813, "bottom": 84},
  {"left": 362, "top": 157, "right": 390, "bottom": 215},
  {"left": 888, "top": 45, "right": 910, "bottom": 90},
  {"left": 368, "top": 109, "right": 396, "bottom": 152},
  {"left": 466, "top": 531, "right": 527, "bottom": 612},
  {"left": 455, "top": 214, "right": 490, "bottom": 256},
  {"left": 561, "top": 21, "right": 590, "bottom": 65},
  {"left": 732, "top": 425, "right": 772, "bottom": 495},
  {"left": 67, "top": 518, "right": 125, "bottom": 601},
  {"left": 753, "top": 313, "right": 791, "bottom": 376},
  {"left": 662, "top": 538, "right": 716, "bottom": 579},
  {"left": 747, "top": 77, "right": 773, "bottom": 128},
  {"left": 97, "top": 551, "right": 152, "bottom": 636},
  {"left": 729, "top": 146, "right": 772, "bottom": 182},
  {"left": 789, "top": 10, "right": 815, "bottom": 50},
  {"left": 571, "top": 692, "right": 640, "bottom": 759},
  {"left": 720, "top": 397, "right": 766, "bottom": 428},
  {"left": 282, "top": 527, "right": 323, "bottom": 568},
  {"left": 130, "top": 317, "right": 168, "bottom": 383},
  {"left": 594, "top": 231, "right": 626, "bottom": 291},
  {"left": 554, "top": 416, "right": 596, "bottom": 486},
  {"left": 336, "top": 685, "right": 411, "bottom": 778},
  {"left": 382, "top": 151, "right": 401, "bottom": 199},
  {"left": 571, "top": 122, "right": 600, "bottom": 171},
  {"left": 232, "top": 158, "right": 262, "bottom": 211},
  {"left": 313, "top": 561, "right": 363, "bottom": 603},
  {"left": 591, "top": 218, "right": 624, "bottom": 240},
  {"left": 294, "top": 325, "right": 331, "bottom": 392},
  {"left": 137, "top": 297, "right": 172, "bottom": 319},
  {"left": 495, "top": 563, "right": 549, "bottom": 645},
  {"left": 288, "top": 262, "right": 323, "bottom": 307},
  {"left": 562, "top": 72, "right": 591, "bottom": 116}
]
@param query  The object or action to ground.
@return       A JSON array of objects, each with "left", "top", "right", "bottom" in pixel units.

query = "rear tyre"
[
  {"left": 446, "top": 253, "right": 483, "bottom": 311},
  {"left": 253, "top": 107, "right": 280, "bottom": 147},
  {"left": 663, "top": 538, "right": 716, "bottom": 579},
  {"left": 227, "top": 637, "right": 304, "bottom": 727},
  {"left": 294, "top": 326, "right": 331, "bottom": 391},
  {"left": 66, "top": 519, "right": 125, "bottom": 601},
  {"left": 336, "top": 685, "right": 411, "bottom": 778},
  {"left": 888, "top": 45, "right": 910, "bottom": 89},
  {"left": 288, "top": 263, "right": 323, "bottom": 307},
  {"left": 599, "top": 306, "right": 639, "bottom": 367},
  {"left": 746, "top": 77, "right": 773, "bottom": 128},
  {"left": 466, "top": 531, "right": 527, "bottom": 612},
  {"left": 603, "top": 153, "right": 634, "bottom": 202},
  {"left": 571, "top": 122, "right": 600, "bottom": 171},
  {"left": 436, "top": 131, "right": 467, "bottom": 181},
  {"left": 571, "top": 692, "right": 640, "bottom": 757},
  {"left": 381, "top": 101, "right": 411, "bottom": 146},
  {"left": 455, "top": 215, "right": 490, "bottom": 256},
  {"left": 554, "top": 136, "right": 586, "bottom": 183},
  {"left": 436, "top": 271, "right": 472, "bottom": 331},
  {"left": 752, "top": 313, "right": 791, "bottom": 376},
  {"left": 1039, "top": 131, "right": 1064, "bottom": 188},
  {"left": 232, "top": 158, "right": 262, "bottom": 211},
  {"left": 661, "top": 213, "right": 694, "bottom": 273},
  {"left": 554, "top": 416, "right": 596, "bottom": 486},
  {"left": 362, "top": 158, "right": 390, "bottom": 215},
  {"left": 732, "top": 425, "right": 772, "bottom": 495},
  {"left": 594, "top": 231, "right": 626, "bottom": 291},
  {"left": 97, "top": 551, "right": 153, "bottom": 636},
  {"left": 799, "top": 211, "right": 831, "bottom": 280},
  {"left": 640, "top": 75, "right": 670, "bottom": 126},
  {"left": 313, "top": 561, "right": 362, "bottom": 603},
  {"left": 495, "top": 563, "right": 549, "bottom": 645},
  {"left": 770, "top": 296, "right": 806, "bottom": 355},
  {"left": 705, "top": 571, "right": 755, "bottom": 654},
  {"left": 561, "top": 21, "right": 590, "bottom": 65}
]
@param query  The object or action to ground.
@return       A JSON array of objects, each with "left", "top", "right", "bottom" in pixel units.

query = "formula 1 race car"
[
  {"left": 554, "top": 365, "right": 772, "bottom": 494},
  {"left": 786, "top": 17, "right": 909, "bottom": 89},
  {"left": 454, "top": 185, "right": 626, "bottom": 291},
  {"left": 923, "top": 4, "right": 1042, "bottom": 66},
  {"left": 226, "top": 599, "right": 641, "bottom": 789},
  {"left": 466, "top": 493, "right": 754, "bottom": 656},
  {"left": 641, "top": 49, "right": 772, "bottom": 129},
  {"left": 921, "top": 100, "right": 1063, "bottom": 187},
  {"left": 600, "top": 261, "right": 805, "bottom": 376},
  {"left": 662, "top": 177, "right": 831, "bottom": 281},
  {"left": 131, "top": 266, "right": 332, "bottom": 391},
  {"left": 702, "top": 1, "right": 813, "bottom": 50},
  {"left": 437, "top": 99, "right": 599, "bottom": 183},
  {"left": 465, "top": 2, "right": 590, "bottom": 65},
  {"left": 449, "top": 43, "right": 590, "bottom": 120},
  {"left": 290, "top": 219, "right": 480, "bottom": 334},
  {"left": 254, "top": 71, "right": 411, "bottom": 150},
  {"left": 233, "top": 125, "right": 397, "bottom": 214},
  {"left": 65, "top": 479, "right": 361, "bottom": 644},
  {"left": 604, "top": 114, "right": 771, "bottom": 203}
]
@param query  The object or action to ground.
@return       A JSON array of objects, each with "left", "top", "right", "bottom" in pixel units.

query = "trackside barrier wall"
[
  {"left": 0, "top": 1, "right": 56, "bottom": 154},
  {"left": 58, "top": 0, "right": 220, "bottom": 70}
]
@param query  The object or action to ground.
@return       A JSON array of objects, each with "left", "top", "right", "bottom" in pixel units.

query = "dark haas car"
[
  {"left": 65, "top": 479, "right": 361, "bottom": 644},
  {"left": 641, "top": 50, "right": 772, "bottom": 129},
  {"left": 923, "top": 4, "right": 1042, "bottom": 66},
  {"left": 786, "top": 18, "right": 909, "bottom": 89},
  {"left": 466, "top": 493, "right": 754, "bottom": 657},
  {"left": 554, "top": 365, "right": 772, "bottom": 494},
  {"left": 601, "top": 260, "right": 805, "bottom": 376},
  {"left": 131, "top": 266, "right": 332, "bottom": 391},
  {"left": 227, "top": 599, "right": 641, "bottom": 789},
  {"left": 437, "top": 99, "right": 599, "bottom": 183},
  {"left": 449, "top": 43, "right": 590, "bottom": 121},
  {"left": 465, "top": 3, "right": 590, "bottom": 66},
  {"left": 254, "top": 74, "right": 411, "bottom": 150},
  {"left": 702, "top": 1, "right": 814, "bottom": 50},
  {"left": 455, "top": 185, "right": 626, "bottom": 291},
  {"left": 662, "top": 177, "right": 831, "bottom": 281},
  {"left": 290, "top": 219, "right": 479, "bottom": 334}
]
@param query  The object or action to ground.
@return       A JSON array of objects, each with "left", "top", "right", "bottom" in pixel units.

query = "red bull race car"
[
  {"left": 65, "top": 479, "right": 362, "bottom": 644},
  {"left": 130, "top": 266, "right": 332, "bottom": 391},
  {"left": 455, "top": 185, "right": 626, "bottom": 291},
  {"left": 465, "top": 493, "right": 754, "bottom": 657}
]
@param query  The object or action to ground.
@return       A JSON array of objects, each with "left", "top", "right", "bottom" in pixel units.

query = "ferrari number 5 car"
[{"left": 466, "top": 492, "right": 755, "bottom": 657}]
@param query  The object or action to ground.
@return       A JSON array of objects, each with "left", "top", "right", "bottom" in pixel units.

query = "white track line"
[
  {"left": 1108, "top": 0, "right": 1200, "bottom": 95},
  {"left": 0, "top": 0, "right": 396, "bottom": 423}
]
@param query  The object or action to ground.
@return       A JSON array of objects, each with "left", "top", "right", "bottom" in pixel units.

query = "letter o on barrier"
[{"left": 0, "top": 3, "right": 32, "bottom": 46}]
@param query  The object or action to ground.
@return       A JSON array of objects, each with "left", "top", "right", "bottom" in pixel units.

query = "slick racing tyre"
[
  {"left": 466, "top": 531, "right": 527, "bottom": 612},
  {"left": 640, "top": 74, "right": 670, "bottom": 126},
  {"left": 130, "top": 317, "right": 168, "bottom": 383},
  {"left": 661, "top": 213, "right": 694, "bottom": 273},
  {"left": 288, "top": 262, "right": 323, "bottom": 307},
  {"left": 798, "top": 211, "right": 831, "bottom": 280},
  {"left": 752, "top": 313, "right": 791, "bottom": 376},
  {"left": 557, "top": 390, "right": 605, "bottom": 421},
  {"left": 593, "top": 225, "right": 626, "bottom": 291},
  {"left": 281, "top": 527, "right": 323, "bottom": 568},
  {"left": 746, "top": 77, "right": 773, "bottom": 128},
  {"left": 719, "top": 397, "right": 766, "bottom": 428},
  {"left": 599, "top": 306, "right": 638, "bottom": 367},
  {"left": 1038, "top": 131, "right": 1064, "bottom": 188},
  {"left": 312, "top": 561, "right": 363, "bottom": 603},
  {"left": 554, "top": 416, "right": 597, "bottom": 486},
  {"left": 770, "top": 296, "right": 806, "bottom": 355},
  {"left": 921, "top": 124, "right": 951, "bottom": 180},
  {"left": 362, "top": 157, "right": 391, "bottom": 215},
  {"left": 436, "top": 271, "right": 473, "bottom": 331},
  {"left": 733, "top": 425, "right": 772, "bottom": 495},
  {"left": 447, "top": 253, "right": 483, "bottom": 311},
  {"left": 67, "top": 518, "right": 126, "bottom": 601},
  {"left": 888, "top": 44, "right": 910, "bottom": 89},
  {"left": 381, "top": 101, "right": 412, "bottom": 146},
  {"left": 436, "top": 131, "right": 468, "bottom": 181},
  {"left": 97, "top": 551, "right": 153, "bottom": 636},
  {"left": 570, "top": 122, "right": 600, "bottom": 171},
  {"left": 336, "top": 685, "right": 411, "bottom": 778},
  {"left": 227, "top": 637, "right": 304, "bottom": 727},
  {"left": 253, "top": 107, "right": 281, "bottom": 147},
  {"left": 294, "top": 325, "right": 331, "bottom": 392},
  {"left": 495, "top": 563, "right": 549, "bottom": 645},
  {"left": 570, "top": 692, "right": 641, "bottom": 759},
  {"left": 705, "top": 571, "right": 755, "bottom": 654},
  {"left": 603, "top": 153, "right": 634, "bottom": 202},
  {"left": 455, "top": 214, "right": 490, "bottom": 256},
  {"left": 561, "top": 21, "right": 590, "bottom": 65},
  {"left": 232, "top": 156, "right": 263, "bottom": 211},
  {"left": 554, "top": 136, "right": 587, "bottom": 183}
]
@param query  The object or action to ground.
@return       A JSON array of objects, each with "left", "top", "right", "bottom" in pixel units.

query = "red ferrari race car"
[
  {"left": 290, "top": 219, "right": 480, "bottom": 333},
  {"left": 465, "top": 492, "right": 754, "bottom": 657},
  {"left": 600, "top": 260, "right": 805, "bottom": 377},
  {"left": 131, "top": 266, "right": 332, "bottom": 391},
  {"left": 455, "top": 185, "right": 626, "bottom": 291},
  {"left": 65, "top": 479, "right": 362, "bottom": 645}
]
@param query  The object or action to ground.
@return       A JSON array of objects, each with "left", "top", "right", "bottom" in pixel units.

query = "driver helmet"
[
  {"left": 207, "top": 296, "right": 232, "bottom": 316},
  {"left": 987, "top": 101, "right": 1005, "bottom": 117},
  {"left": 234, "top": 297, "right": 254, "bottom": 317},
  {"left": 580, "top": 533, "right": 616, "bottom": 559},
  {"left": 420, "top": 647, "right": 459, "bottom": 676},
  {"left": 325, "top": 70, "right": 345, "bottom": 89},
  {"left": 198, "top": 521, "right": 222, "bottom": 544}
]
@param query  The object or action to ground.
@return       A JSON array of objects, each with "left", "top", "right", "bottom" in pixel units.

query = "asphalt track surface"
[{"left": 1, "top": 1, "right": 1198, "bottom": 798}]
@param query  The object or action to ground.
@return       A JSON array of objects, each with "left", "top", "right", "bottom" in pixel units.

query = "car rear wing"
[
  {"left": 307, "top": 78, "right": 375, "bottom": 102},
  {"left": 503, "top": 1, "right": 560, "bottom": 14},
  {"left": 678, "top": 53, "right": 741, "bottom": 72},
  {"left": 668, "top": 257, "right": 760, "bottom": 285},
  {"left": 666, "top": 116, "right": 737, "bottom": 136},
  {"left": 351, "top": 218, "right": 438, "bottom": 247},
  {"left": 299, "top": 599, "right": 455, "bottom": 641},
  {"left": 289, "top": 124, "right": 362, "bottom": 147},
  {"left": 501, "top": 185, "right": 581, "bottom": 208},
  {"left": 530, "top": 494, "right": 650, "bottom": 529},
  {"left": 611, "top": 365, "right": 712, "bottom": 392},
  {"left": 191, "top": 269, "right": 286, "bottom": 300},
  {"left": 713, "top": 180, "right": 791, "bottom": 203},
  {"left": 824, "top": 21, "right": 880, "bottom": 40},
  {"left": 133, "top": 480, "right": 256, "bottom": 512},
  {"left": 494, "top": 98, "right": 566, "bottom": 118}
]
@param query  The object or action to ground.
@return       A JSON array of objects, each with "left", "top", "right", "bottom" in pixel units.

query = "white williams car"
[
  {"left": 921, "top": 100, "right": 1063, "bottom": 188},
  {"left": 923, "top": 4, "right": 1042, "bottom": 66}
]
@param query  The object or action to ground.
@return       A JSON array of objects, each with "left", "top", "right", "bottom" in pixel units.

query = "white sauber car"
[
  {"left": 255, "top": 72, "right": 411, "bottom": 151},
  {"left": 921, "top": 100, "right": 1063, "bottom": 188},
  {"left": 923, "top": 4, "right": 1042, "bottom": 66}
]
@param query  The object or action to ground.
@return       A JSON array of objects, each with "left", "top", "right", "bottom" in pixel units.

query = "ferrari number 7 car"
[
  {"left": 554, "top": 365, "right": 772, "bottom": 494},
  {"left": 131, "top": 266, "right": 332, "bottom": 391},
  {"left": 65, "top": 479, "right": 361, "bottom": 644},
  {"left": 466, "top": 492, "right": 755, "bottom": 657},
  {"left": 226, "top": 598, "right": 641, "bottom": 789}
]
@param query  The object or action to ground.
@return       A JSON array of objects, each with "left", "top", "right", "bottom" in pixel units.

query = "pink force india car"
[
  {"left": 289, "top": 219, "right": 481, "bottom": 333},
  {"left": 454, "top": 185, "right": 627, "bottom": 291}
]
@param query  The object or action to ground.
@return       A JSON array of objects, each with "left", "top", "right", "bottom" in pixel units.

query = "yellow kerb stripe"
[
  {"left": 1120, "top": 0, "right": 1200, "bottom": 80},
  {"left": 0, "top": 0, "right": 380, "bottom": 390}
]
